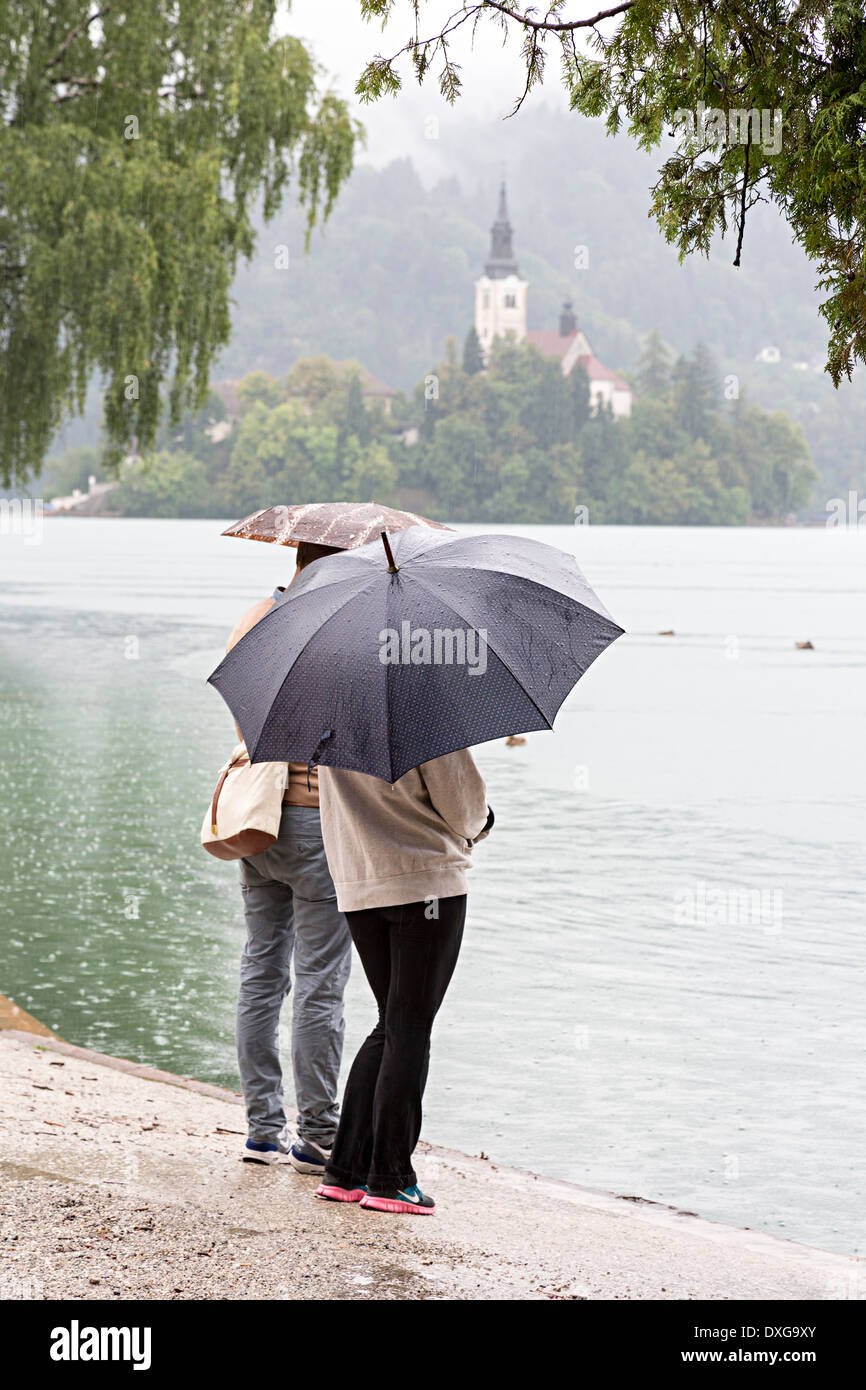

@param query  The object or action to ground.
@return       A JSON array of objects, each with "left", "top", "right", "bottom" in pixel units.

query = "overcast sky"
[{"left": 278, "top": 0, "right": 577, "bottom": 177}]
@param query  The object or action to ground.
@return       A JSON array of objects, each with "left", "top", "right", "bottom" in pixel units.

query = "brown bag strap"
[{"left": 210, "top": 756, "right": 250, "bottom": 835}]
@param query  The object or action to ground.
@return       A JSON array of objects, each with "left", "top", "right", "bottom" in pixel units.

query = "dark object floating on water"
[
  {"left": 795, "top": 640, "right": 815, "bottom": 650},
  {"left": 658, "top": 629, "right": 675, "bottom": 636}
]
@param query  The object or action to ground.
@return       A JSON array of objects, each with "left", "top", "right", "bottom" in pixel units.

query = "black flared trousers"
[{"left": 324, "top": 894, "right": 466, "bottom": 1194}]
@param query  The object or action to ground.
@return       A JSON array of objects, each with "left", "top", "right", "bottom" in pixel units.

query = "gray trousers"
[{"left": 237, "top": 805, "right": 351, "bottom": 1147}]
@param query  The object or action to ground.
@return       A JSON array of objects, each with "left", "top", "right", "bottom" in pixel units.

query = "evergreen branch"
[
  {"left": 480, "top": 1, "right": 635, "bottom": 31},
  {"left": 734, "top": 137, "right": 749, "bottom": 267}
]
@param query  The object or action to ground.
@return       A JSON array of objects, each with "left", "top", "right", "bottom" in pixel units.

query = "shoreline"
[
  {"left": 1, "top": 1004, "right": 863, "bottom": 1301},
  {"left": 32, "top": 512, "right": 832, "bottom": 527}
]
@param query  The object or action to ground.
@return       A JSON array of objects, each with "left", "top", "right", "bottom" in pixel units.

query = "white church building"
[{"left": 474, "top": 183, "right": 633, "bottom": 418}]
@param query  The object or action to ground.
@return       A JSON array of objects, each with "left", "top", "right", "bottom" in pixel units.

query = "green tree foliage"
[
  {"left": 38, "top": 445, "right": 101, "bottom": 500},
  {"left": 673, "top": 341, "right": 719, "bottom": 441},
  {"left": 342, "top": 437, "right": 398, "bottom": 501},
  {"left": 236, "top": 372, "right": 285, "bottom": 412},
  {"left": 54, "top": 334, "right": 817, "bottom": 525},
  {"left": 0, "top": 1, "right": 359, "bottom": 484},
  {"left": 112, "top": 450, "right": 212, "bottom": 517},
  {"left": 520, "top": 358, "right": 573, "bottom": 450},
  {"left": 117, "top": 359, "right": 404, "bottom": 516},
  {"left": 356, "top": 1, "right": 866, "bottom": 387},
  {"left": 570, "top": 363, "right": 591, "bottom": 434},
  {"left": 635, "top": 329, "right": 674, "bottom": 399},
  {"left": 400, "top": 335, "right": 815, "bottom": 523},
  {"left": 344, "top": 372, "right": 372, "bottom": 447},
  {"left": 462, "top": 326, "right": 485, "bottom": 375}
]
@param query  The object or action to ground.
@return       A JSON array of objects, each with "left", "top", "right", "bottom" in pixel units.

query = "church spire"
[{"left": 484, "top": 180, "right": 519, "bottom": 279}]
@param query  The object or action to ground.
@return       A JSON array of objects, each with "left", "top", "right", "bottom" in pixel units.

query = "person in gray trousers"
[{"left": 226, "top": 541, "right": 352, "bottom": 1174}]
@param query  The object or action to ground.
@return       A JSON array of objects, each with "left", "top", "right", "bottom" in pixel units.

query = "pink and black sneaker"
[
  {"left": 314, "top": 1182, "right": 367, "bottom": 1203},
  {"left": 360, "top": 1184, "right": 435, "bottom": 1215}
]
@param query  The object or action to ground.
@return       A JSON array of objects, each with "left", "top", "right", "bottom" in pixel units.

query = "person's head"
[{"left": 295, "top": 541, "right": 342, "bottom": 571}]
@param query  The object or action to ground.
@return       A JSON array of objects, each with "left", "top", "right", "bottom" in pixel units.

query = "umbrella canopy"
[
  {"left": 208, "top": 527, "right": 624, "bottom": 783},
  {"left": 221, "top": 500, "right": 451, "bottom": 550}
]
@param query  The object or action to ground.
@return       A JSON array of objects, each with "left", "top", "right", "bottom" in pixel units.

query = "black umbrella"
[{"left": 208, "top": 527, "right": 623, "bottom": 783}]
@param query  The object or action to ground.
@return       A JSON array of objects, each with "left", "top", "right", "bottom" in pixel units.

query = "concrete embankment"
[{"left": 0, "top": 1020, "right": 862, "bottom": 1301}]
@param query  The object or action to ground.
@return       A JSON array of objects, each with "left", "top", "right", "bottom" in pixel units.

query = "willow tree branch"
[{"left": 43, "top": 7, "right": 112, "bottom": 73}]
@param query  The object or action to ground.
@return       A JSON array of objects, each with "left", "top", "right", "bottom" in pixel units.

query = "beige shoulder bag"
[{"left": 200, "top": 743, "right": 289, "bottom": 861}]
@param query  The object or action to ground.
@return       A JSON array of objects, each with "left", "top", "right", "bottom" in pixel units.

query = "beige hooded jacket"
[{"left": 318, "top": 748, "right": 492, "bottom": 912}]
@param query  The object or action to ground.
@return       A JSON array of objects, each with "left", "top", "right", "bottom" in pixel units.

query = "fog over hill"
[
  {"left": 223, "top": 104, "right": 826, "bottom": 382},
  {"left": 213, "top": 103, "right": 862, "bottom": 509},
  {"left": 45, "top": 99, "right": 864, "bottom": 511}
]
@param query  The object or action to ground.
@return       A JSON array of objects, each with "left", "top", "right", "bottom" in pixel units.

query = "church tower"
[{"left": 474, "top": 182, "right": 528, "bottom": 359}]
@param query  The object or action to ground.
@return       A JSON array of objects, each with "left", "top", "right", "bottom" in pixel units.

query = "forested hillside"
[
  {"left": 41, "top": 107, "right": 863, "bottom": 515},
  {"left": 42, "top": 331, "right": 811, "bottom": 526}
]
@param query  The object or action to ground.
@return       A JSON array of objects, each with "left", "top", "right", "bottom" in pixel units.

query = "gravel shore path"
[{"left": 1, "top": 1030, "right": 861, "bottom": 1301}]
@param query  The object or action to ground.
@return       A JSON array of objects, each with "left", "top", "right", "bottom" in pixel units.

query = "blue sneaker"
[
  {"left": 289, "top": 1137, "right": 332, "bottom": 1174},
  {"left": 242, "top": 1123, "right": 291, "bottom": 1165}
]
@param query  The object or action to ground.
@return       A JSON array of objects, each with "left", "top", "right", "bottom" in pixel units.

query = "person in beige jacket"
[{"left": 314, "top": 750, "right": 493, "bottom": 1215}]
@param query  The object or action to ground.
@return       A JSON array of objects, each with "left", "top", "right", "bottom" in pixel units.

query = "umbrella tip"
[{"left": 380, "top": 530, "right": 399, "bottom": 573}]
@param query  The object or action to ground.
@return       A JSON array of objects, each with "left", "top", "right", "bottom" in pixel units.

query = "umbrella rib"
[
  {"left": 413, "top": 565, "right": 622, "bottom": 664},
  {"left": 407, "top": 571, "right": 556, "bottom": 732},
  {"left": 413, "top": 550, "right": 620, "bottom": 628},
  {"left": 234, "top": 567, "right": 379, "bottom": 647},
  {"left": 383, "top": 577, "right": 395, "bottom": 784},
  {"left": 247, "top": 573, "right": 381, "bottom": 762}
]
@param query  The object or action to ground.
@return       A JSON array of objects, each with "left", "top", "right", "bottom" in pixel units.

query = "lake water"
[{"left": 1, "top": 518, "right": 864, "bottom": 1255}]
